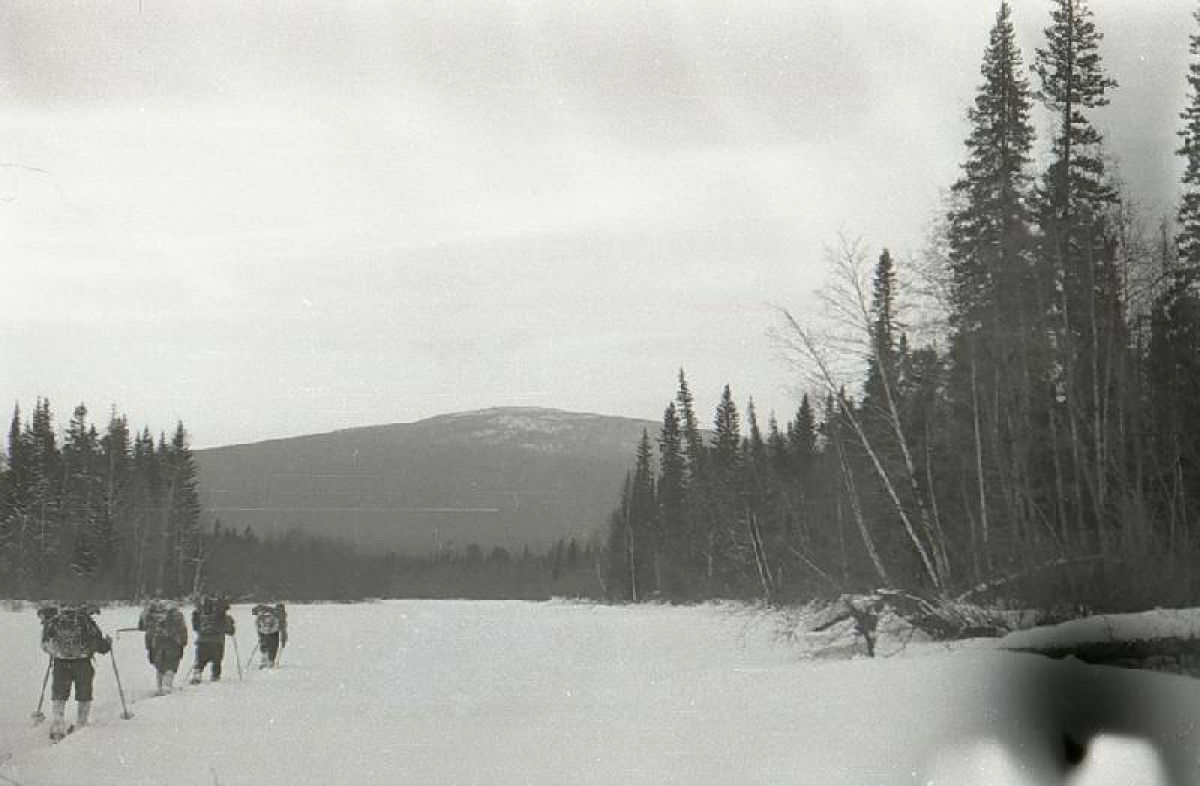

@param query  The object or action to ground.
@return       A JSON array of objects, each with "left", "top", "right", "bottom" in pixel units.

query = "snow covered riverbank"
[{"left": 1, "top": 600, "right": 1197, "bottom": 784}]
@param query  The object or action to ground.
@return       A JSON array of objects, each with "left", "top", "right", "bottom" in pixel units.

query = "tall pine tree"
[
  {"left": 1033, "top": 0, "right": 1123, "bottom": 549},
  {"left": 945, "top": 2, "right": 1043, "bottom": 576}
]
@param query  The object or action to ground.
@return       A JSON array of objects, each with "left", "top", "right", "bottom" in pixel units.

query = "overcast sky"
[{"left": 1, "top": 1, "right": 1194, "bottom": 448}]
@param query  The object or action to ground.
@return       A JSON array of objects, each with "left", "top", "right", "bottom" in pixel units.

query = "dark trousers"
[
  {"left": 258, "top": 632, "right": 280, "bottom": 664},
  {"left": 193, "top": 640, "right": 226, "bottom": 679},
  {"left": 147, "top": 638, "right": 185, "bottom": 674},
  {"left": 51, "top": 658, "right": 95, "bottom": 702}
]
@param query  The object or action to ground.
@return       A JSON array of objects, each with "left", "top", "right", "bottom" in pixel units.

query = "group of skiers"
[{"left": 36, "top": 596, "right": 289, "bottom": 741}]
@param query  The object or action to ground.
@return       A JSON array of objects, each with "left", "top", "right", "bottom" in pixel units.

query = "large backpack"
[
  {"left": 145, "top": 602, "right": 182, "bottom": 643},
  {"left": 197, "top": 597, "right": 228, "bottom": 637},
  {"left": 144, "top": 602, "right": 168, "bottom": 634},
  {"left": 42, "top": 606, "right": 95, "bottom": 659},
  {"left": 256, "top": 607, "right": 280, "bottom": 635}
]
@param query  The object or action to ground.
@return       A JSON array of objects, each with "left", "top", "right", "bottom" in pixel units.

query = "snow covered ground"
[
  {"left": 1, "top": 600, "right": 1198, "bottom": 785},
  {"left": 1000, "top": 608, "right": 1200, "bottom": 650}
]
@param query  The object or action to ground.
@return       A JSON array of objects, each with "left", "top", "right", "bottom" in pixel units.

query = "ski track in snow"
[{"left": 0, "top": 600, "right": 1198, "bottom": 784}]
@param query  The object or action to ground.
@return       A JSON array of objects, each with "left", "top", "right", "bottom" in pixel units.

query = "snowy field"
[{"left": 1, "top": 600, "right": 1199, "bottom": 785}]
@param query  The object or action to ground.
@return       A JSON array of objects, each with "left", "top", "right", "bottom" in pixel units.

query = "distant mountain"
[{"left": 194, "top": 407, "right": 656, "bottom": 555}]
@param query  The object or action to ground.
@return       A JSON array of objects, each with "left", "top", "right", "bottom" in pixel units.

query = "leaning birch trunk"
[
  {"left": 840, "top": 393, "right": 943, "bottom": 591},
  {"left": 971, "top": 356, "right": 991, "bottom": 574},
  {"left": 747, "top": 512, "right": 774, "bottom": 603},
  {"left": 191, "top": 527, "right": 206, "bottom": 598},
  {"left": 782, "top": 309, "right": 941, "bottom": 590},
  {"left": 873, "top": 351, "right": 949, "bottom": 588},
  {"left": 831, "top": 417, "right": 892, "bottom": 588},
  {"left": 923, "top": 421, "right": 948, "bottom": 580},
  {"left": 782, "top": 238, "right": 950, "bottom": 590}
]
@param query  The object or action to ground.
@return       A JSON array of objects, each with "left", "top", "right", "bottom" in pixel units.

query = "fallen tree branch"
[
  {"left": 810, "top": 594, "right": 885, "bottom": 656},
  {"left": 953, "top": 555, "right": 1105, "bottom": 604}
]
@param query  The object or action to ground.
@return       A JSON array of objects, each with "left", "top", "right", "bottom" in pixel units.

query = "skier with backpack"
[
  {"left": 137, "top": 599, "right": 188, "bottom": 695},
  {"left": 251, "top": 603, "right": 288, "bottom": 668},
  {"left": 189, "top": 595, "right": 235, "bottom": 685},
  {"left": 37, "top": 603, "right": 112, "bottom": 741}
]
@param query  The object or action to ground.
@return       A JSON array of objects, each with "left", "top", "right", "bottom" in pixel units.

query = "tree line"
[
  {"left": 605, "top": 0, "right": 1200, "bottom": 612},
  {"left": 0, "top": 398, "right": 601, "bottom": 601},
  {"left": 204, "top": 524, "right": 602, "bottom": 602},
  {"left": 0, "top": 399, "right": 203, "bottom": 600}
]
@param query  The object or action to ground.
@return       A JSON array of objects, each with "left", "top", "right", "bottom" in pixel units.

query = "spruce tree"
[
  {"left": 1033, "top": 0, "right": 1122, "bottom": 546},
  {"left": 164, "top": 422, "right": 203, "bottom": 596},
  {"left": 1148, "top": 4, "right": 1200, "bottom": 540},
  {"left": 941, "top": 5, "right": 1042, "bottom": 572},
  {"left": 785, "top": 396, "right": 819, "bottom": 558},
  {"left": 26, "top": 398, "right": 61, "bottom": 590},
  {"left": 948, "top": 1, "right": 1037, "bottom": 337},
  {"left": 100, "top": 410, "right": 133, "bottom": 582},
  {"left": 1148, "top": 281, "right": 1200, "bottom": 534},
  {"left": 859, "top": 253, "right": 948, "bottom": 590},
  {"left": 630, "top": 429, "right": 658, "bottom": 595},
  {"left": 863, "top": 250, "right": 901, "bottom": 417},
  {"left": 710, "top": 385, "right": 742, "bottom": 485},
  {"left": 1, "top": 405, "right": 30, "bottom": 593},
  {"left": 675, "top": 369, "right": 706, "bottom": 484},
  {"left": 62, "top": 404, "right": 103, "bottom": 576},
  {"left": 604, "top": 473, "right": 634, "bottom": 600},
  {"left": 789, "top": 395, "right": 817, "bottom": 478},
  {"left": 656, "top": 402, "right": 688, "bottom": 596},
  {"left": 708, "top": 386, "right": 745, "bottom": 593},
  {"left": 129, "top": 427, "right": 160, "bottom": 597},
  {"left": 1180, "top": 3, "right": 1200, "bottom": 281},
  {"left": 1034, "top": 0, "right": 1118, "bottom": 227},
  {"left": 675, "top": 369, "right": 707, "bottom": 588},
  {"left": 766, "top": 413, "right": 789, "bottom": 474}
]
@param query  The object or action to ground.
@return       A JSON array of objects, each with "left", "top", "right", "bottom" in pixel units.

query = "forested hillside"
[{"left": 193, "top": 407, "right": 654, "bottom": 554}]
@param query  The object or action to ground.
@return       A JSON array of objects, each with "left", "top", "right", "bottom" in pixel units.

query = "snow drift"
[{"left": 1, "top": 600, "right": 1198, "bottom": 784}]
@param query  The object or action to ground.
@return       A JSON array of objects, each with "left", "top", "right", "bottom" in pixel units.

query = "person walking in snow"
[
  {"left": 138, "top": 598, "right": 188, "bottom": 694},
  {"left": 38, "top": 603, "right": 112, "bottom": 741},
  {"left": 189, "top": 595, "right": 235, "bottom": 684},
  {"left": 251, "top": 603, "right": 288, "bottom": 668}
]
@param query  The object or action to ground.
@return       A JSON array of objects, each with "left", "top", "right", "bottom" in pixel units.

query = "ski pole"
[
  {"left": 31, "top": 657, "right": 52, "bottom": 725},
  {"left": 109, "top": 650, "right": 133, "bottom": 720},
  {"left": 245, "top": 643, "right": 259, "bottom": 672},
  {"left": 229, "top": 634, "right": 243, "bottom": 680}
]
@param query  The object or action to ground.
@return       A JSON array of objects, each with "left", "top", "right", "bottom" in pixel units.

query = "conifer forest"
[{"left": 605, "top": 1, "right": 1200, "bottom": 611}]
